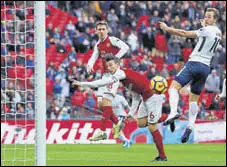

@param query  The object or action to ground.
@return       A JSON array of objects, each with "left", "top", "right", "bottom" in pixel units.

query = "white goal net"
[{"left": 1, "top": 1, "right": 46, "bottom": 166}]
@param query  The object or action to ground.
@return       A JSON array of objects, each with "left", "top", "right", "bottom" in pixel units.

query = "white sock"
[
  {"left": 188, "top": 102, "right": 199, "bottom": 129},
  {"left": 220, "top": 79, "right": 226, "bottom": 98},
  {"left": 168, "top": 88, "right": 179, "bottom": 117},
  {"left": 118, "top": 131, "right": 127, "bottom": 141}
]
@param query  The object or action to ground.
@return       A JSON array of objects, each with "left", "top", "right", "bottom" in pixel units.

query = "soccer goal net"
[{"left": 1, "top": 1, "right": 46, "bottom": 166}]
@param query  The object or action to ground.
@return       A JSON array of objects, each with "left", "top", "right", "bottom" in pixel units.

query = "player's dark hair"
[
  {"left": 95, "top": 20, "right": 108, "bottom": 29},
  {"left": 105, "top": 55, "right": 119, "bottom": 63}
]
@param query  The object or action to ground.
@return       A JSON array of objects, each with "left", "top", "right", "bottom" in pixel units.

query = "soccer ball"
[{"left": 150, "top": 76, "right": 168, "bottom": 94}]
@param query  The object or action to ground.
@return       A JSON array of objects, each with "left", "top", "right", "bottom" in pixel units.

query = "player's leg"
[
  {"left": 136, "top": 116, "right": 166, "bottom": 161},
  {"left": 120, "top": 130, "right": 131, "bottom": 148},
  {"left": 100, "top": 98, "right": 121, "bottom": 139},
  {"left": 181, "top": 92, "right": 199, "bottom": 143},
  {"left": 101, "top": 98, "right": 119, "bottom": 133},
  {"left": 89, "top": 87, "right": 107, "bottom": 141},
  {"left": 148, "top": 123, "right": 167, "bottom": 162},
  {"left": 89, "top": 98, "right": 115, "bottom": 141},
  {"left": 116, "top": 116, "right": 131, "bottom": 148},
  {"left": 117, "top": 116, "right": 127, "bottom": 140},
  {"left": 182, "top": 64, "right": 210, "bottom": 143},
  {"left": 164, "top": 62, "right": 193, "bottom": 126},
  {"left": 96, "top": 87, "right": 106, "bottom": 136},
  {"left": 144, "top": 95, "right": 167, "bottom": 161},
  {"left": 89, "top": 102, "right": 108, "bottom": 141},
  {"left": 137, "top": 119, "right": 167, "bottom": 161},
  {"left": 167, "top": 80, "right": 182, "bottom": 118}
]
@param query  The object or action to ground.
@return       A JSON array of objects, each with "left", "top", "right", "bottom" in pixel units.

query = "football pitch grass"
[{"left": 1, "top": 144, "right": 226, "bottom": 166}]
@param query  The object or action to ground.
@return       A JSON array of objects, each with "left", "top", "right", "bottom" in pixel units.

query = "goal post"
[
  {"left": 1, "top": 1, "right": 46, "bottom": 166},
  {"left": 34, "top": 1, "right": 46, "bottom": 166}
]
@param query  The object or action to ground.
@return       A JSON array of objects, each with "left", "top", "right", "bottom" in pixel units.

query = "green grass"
[{"left": 1, "top": 144, "right": 226, "bottom": 166}]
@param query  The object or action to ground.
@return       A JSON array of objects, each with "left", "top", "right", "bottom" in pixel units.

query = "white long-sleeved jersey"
[
  {"left": 189, "top": 25, "right": 222, "bottom": 66},
  {"left": 100, "top": 73, "right": 120, "bottom": 100}
]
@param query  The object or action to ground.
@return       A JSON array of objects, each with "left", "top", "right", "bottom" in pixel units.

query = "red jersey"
[
  {"left": 97, "top": 36, "right": 120, "bottom": 69},
  {"left": 97, "top": 36, "right": 120, "bottom": 58},
  {"left": 87, "top": 36, "right": 129, "bottom": 72},
  {"left": 120, "top": 68, "right": 153, "bottom": 101}
]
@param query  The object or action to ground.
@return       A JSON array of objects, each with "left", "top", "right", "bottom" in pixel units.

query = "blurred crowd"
[{"left": 1, "top": 1, "right": 226, "bottom": 120}]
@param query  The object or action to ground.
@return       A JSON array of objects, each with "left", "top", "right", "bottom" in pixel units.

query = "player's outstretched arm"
[
  {"left": 159, "top": 21, "right": 197, "bottom": 38},
  {"left": 72, "top": 76, "right": 119, "bottom": 89}
]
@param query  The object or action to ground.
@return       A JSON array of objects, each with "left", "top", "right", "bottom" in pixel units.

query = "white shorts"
[{"left": 137, "top": 94, "right": 165, "bottom": 123}]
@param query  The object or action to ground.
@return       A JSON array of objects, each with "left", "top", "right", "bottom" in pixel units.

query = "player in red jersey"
[
  {"left": 74, "top": 56, "right": 168, "bottom": 161},
  {"left": 86, "top": 21, "right": 130, "bottom": 141},
  {"left": 87, "top": 21, "right": 129, "bottom": 73}
]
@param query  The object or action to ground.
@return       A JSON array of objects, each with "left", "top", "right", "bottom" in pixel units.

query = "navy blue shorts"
[{"left": 174, "top": 61, "right": 210, "bottom": 95}]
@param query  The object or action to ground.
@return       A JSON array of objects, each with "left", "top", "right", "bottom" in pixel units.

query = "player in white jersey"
[
  {"left": 89, "top": 73, "right": 121, "bottom": 141},
  {"left": 112, "top": 94, "right": 131, "bottom": 148},
  {"left": 159, "top": 8, "right": 222, "bottom": 143}
]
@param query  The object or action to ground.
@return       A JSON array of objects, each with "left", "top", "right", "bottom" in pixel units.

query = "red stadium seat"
[
  {"left": 46, "top": 78, "right": 54, "bottom": 95},
  {"left": 9, "top": 51, "right": 18, "bottom": 59},
  {"left": 8, "top": 65, "right": 33, "bottom": 79},
  {"left": 123, "top": 59, "right": 131, "bottom": 68},
  {"left": 167, "top": 64, "right": 175, "bottom": 71},
  {"left": 199, "top": 93, "right": 214, "bottom": 109},
  {"left": 71, "top": 93, "right": 85, "bottom": 107},
  {"left": 70, "top": 16, "right": 78, "bottom": 24},
  {"left": 155, "top": 32, "right": 168, "bottom": 52},
  {"left": 136, "top": 15, "right": 150, "bottom": 31},
  {"left": 151, "top": 55, "right": 164, "bottom": 64},
  {"left": 156, "top": 63, "right": 164, "bottom": 71}
]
